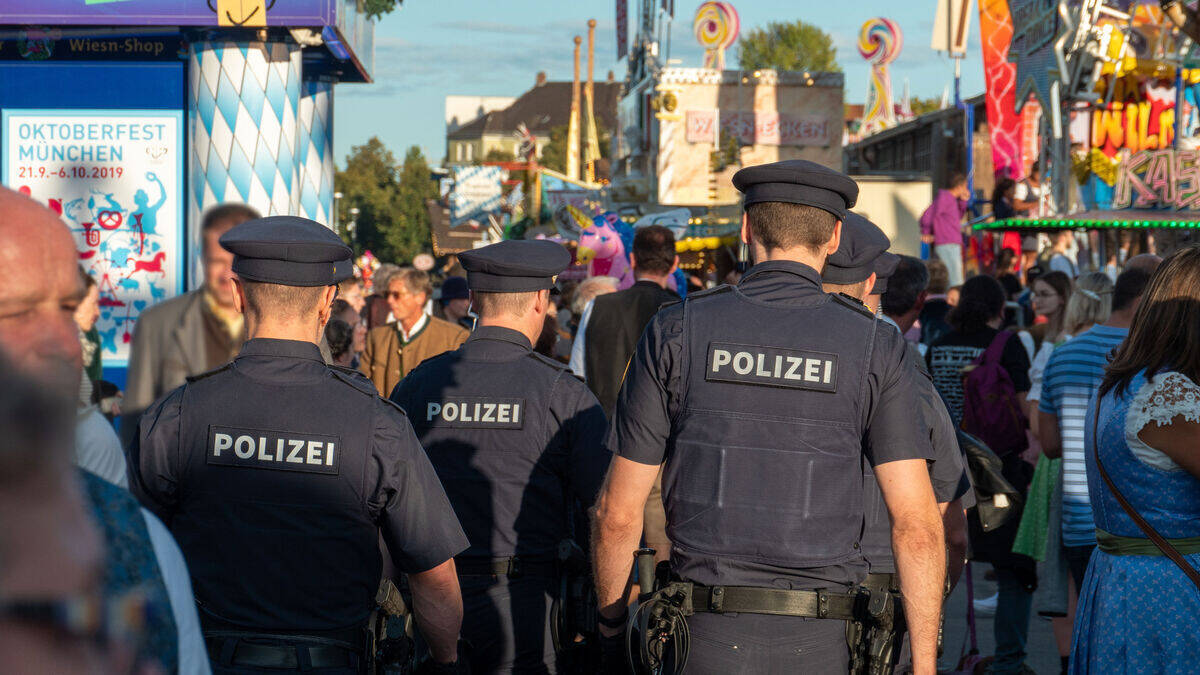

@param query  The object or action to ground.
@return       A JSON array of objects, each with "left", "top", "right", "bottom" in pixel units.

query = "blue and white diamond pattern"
[
  {"left": 298, "top": 79, "right": 334, "bottom": 225},
  {"left": 188, "top": 40, "right": 305, "bottom": 232}
]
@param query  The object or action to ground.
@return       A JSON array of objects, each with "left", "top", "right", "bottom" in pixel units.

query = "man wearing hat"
[
  {"left": 591, "top": 160, "right": 946, "bottom": 673},
  {"left": 128, "top": 216, "right": 470, "bottom": 674},
  {"left": 824, "top": 214, "right": 973, "bottom": 673},
  {"left": 388, "top": 239, "right": 611, "bottom": 673}
]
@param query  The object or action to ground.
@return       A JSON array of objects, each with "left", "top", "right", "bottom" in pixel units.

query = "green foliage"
[
  {"left": 736, "top": 20, "right": 841, "bottom": 73},
  {"left": 334, "top": 137, "right": 434, "bottom": 264},
  {"left": 538, "top": 123, "right": 612, "bottom": 175},
  {"left": 908, "top": 96, "right": 946, "bottom": 116},
  {"left": 362, "top": 0, "right": 402, "bottom": 20},
  {"left": 539, "top": 125, "right": 569, "bottom": 174}
]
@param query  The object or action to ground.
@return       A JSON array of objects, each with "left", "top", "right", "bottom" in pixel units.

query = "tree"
[
  {"left": 908, "top": 96, "right": 946, "bottom": 116},
  {"left": 334, "top": 137, "right": 433, "bottom": 264},
  {"left": 736, "top": 21, "right": 840, "bottom": 73},
  {"left": 391, "top": 146, "right": 436, "bottom": 262},
  {"left": 538, "top": 123, "right": 612, "bottom": 176}
]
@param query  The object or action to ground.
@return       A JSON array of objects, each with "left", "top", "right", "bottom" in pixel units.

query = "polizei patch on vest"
[
  {"left": 425, "top": 397, "right": 525, "bottom": 429},
  {"left": 206, "top": 426, "right": 340, "bottom": 475},
  {"left": 705, "top": 342, "right": 838, "bottom": 392}
]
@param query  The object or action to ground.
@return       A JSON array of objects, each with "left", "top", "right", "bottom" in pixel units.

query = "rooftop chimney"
[
  {"left": 536, "top": 71, "right": 547, "bottom": 87},
  {"left": 606, "top": 70, "right": 615, "bottom": 83}
]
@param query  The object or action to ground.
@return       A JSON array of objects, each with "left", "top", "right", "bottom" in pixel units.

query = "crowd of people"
[{"left": 4, "top": 155, "right": 1200, "bottom": 675}]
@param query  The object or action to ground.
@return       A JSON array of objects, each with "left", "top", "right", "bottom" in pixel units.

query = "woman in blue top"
[{"left": 1072, "top": 245, "right": 1200, "bottom": 673}]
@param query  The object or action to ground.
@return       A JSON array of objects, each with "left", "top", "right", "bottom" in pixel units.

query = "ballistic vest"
[
  {"left": 395, "top": 327, "right": 577, "bottom": 560},
  {"left": 171, "top": 339, "right": 383, "bottom": 632},
  {"left": 663, "top": 266, "right": 878, "bottom": 583}
]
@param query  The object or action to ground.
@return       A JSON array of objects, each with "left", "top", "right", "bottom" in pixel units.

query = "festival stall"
[
  {"left": 0, "top": 5, "right": 372, "bottom": 383},
  {"left": 973, "top": 1, "right": 1200, "bottom": 263}
]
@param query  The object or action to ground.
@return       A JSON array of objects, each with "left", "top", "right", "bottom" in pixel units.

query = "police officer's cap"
[
  {"left": 458, "top": 240, "right": 571, "bottom": 293},
  {"left": 824, "top": 213, "right": 891, "bottom": 288},
  {"left": 220, "top": 216, "right": 354, "bottom": 287},
  {"left": 871, "top": 252, "right": 901, "bottom": 295},
  {"left": 732, "top": 160, "right": 859, "bottom": 220},
  {"left": 439, "top": 276, "right": 470, "bottom": 302}
]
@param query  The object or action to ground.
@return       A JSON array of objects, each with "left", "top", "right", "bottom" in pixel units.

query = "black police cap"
[
  {"left": 219, "top": 216, "right": 354, "bottom": 287},
  {"left": 871, "top": 252, "right": 900, "bottom": 296},
  {"left": 824, "top": 213, "right": 891, "bottom": 287},
  {"left": 458, "top": 240, "right": 571, "bottom": 293},
  {"left": 732, "top": 159, "right": 859, "bottom": 220}
]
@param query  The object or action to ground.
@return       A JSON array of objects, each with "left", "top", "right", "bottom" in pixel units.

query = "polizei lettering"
[
  {"left": 424, "top": 397, "right": 525, "bottom": 430},
  {"left": 705, "top": 342, "right": 838, "bottom": 393},
  {"left": 207, "top": 426, "right": 340, "bottom": 475}
]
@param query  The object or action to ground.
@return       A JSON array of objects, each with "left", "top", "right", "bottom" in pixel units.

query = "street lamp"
[{"left": 348, "top": 206, "right": 360, "bottom": 244}]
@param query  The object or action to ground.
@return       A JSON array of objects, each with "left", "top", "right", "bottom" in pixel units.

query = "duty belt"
[
  {"left": 454, "top": 556, "right": 556, "bottom": 579},
  {"left": 684, "top": 583, "right": 861, "bottom": 620},
  {"left": 204, "top": 633, "right": 359, "bottom": 670}
]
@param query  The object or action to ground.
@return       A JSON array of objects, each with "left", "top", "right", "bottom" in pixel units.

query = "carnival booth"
[
  {"left": 0, "top": 4, "right": 372, "bottom": 384},
  {"left": 974, "top": 0, "right": 1200, "bottom": 266}
]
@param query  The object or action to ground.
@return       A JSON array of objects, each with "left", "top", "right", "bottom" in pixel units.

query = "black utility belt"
[
  {"left": 672, "top": 582, "right": 860, "bottom": 620},
  {"left": 204, "top": 632, "right": 360, "bottom": 670},
  {"left": 455, "top": 556, "right": 557, "bottom": 579}
]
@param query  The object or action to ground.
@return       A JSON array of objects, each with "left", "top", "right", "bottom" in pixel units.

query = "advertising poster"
[{"left": 2, "top": 109, "right": 184, "bottom": 366}]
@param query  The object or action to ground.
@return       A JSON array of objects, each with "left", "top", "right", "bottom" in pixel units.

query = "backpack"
[{"left": 960, "top": 331, "right": 1029, "bottom": 457}]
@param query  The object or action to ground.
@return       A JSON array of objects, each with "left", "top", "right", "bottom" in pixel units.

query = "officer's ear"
[
  {"left": 231, "top": 277, "right": 247, "bottom": 315},
  {"left": 740, "top": 213, "right": 751, "bottom": 246},
  {"left": 864, "top": 272, "right": 878, "bottom": 297},
  {"left": 825, "top": 220, "right": 843, "bottom": 257}
]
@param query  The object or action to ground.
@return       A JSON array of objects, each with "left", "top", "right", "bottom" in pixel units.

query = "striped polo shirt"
[{"left": 1038, "top": 324, "right": 1128, "bottom": 546}]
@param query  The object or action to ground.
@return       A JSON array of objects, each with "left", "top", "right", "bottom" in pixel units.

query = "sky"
[{"left": 334, "top": 0, "right": 986, "bottom": 165}]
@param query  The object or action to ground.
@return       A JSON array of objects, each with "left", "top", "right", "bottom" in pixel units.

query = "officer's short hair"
[
  {"left": 822, "top": 280, "right": 869, "bottom": 302},
  {"left": 390, "top": 268, "right": 433, "bottom": 299},
  {"left": 200, "top": 203, "right": 260, "bottom": 252},
  {"left": 241, "top": 280, "right": 327, "bottom": 321},
  {"left": 472, "top": 291, "right": 535, "bottom": 319},
  {"left": 881, "top": 255, "right": 930, "bottom": 316},
  {"left": 632, "top": 225, "right": 676, "bottom": 274},
  {"left": 744, "top": 202, "right": 839, "bottom": 252}
]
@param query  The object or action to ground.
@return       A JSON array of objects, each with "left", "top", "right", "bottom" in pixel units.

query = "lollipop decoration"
[
  {"left": 694, "top": 2, "right": 740, "bottom": 70},
  {"left": 858, "top": 18, "right": 903, "bottom": 136}
]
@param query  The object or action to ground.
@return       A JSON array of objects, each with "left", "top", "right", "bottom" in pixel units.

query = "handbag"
[{"left": 1092, "top": 407, "right": 1200, "bottom": 591}]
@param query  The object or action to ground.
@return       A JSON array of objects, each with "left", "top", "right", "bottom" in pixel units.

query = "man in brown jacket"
[{"left": 360, "top": 267, "right": 469, "bottom": 396}]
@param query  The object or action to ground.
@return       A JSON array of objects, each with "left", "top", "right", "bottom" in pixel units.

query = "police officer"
[
  {"left": 129, "top": 216, "right": 470, "bottom": 674},
  {"left": 388, "top": 240, "right": 611, "bottom": 674},
  {"left": 823, "top": 214, "right": 974, "bottom": 673},
  {"left": 590, "top": 160, "right": 946, "bottom": 674}
]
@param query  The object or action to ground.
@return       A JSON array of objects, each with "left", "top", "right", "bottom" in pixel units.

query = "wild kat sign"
[{"left": 1113, "top": 149, "right": 1200, "bottom": 210}]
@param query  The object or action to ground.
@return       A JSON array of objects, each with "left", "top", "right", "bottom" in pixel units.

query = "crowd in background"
[{"left": 11, "top": 175, "right": 1200, "bottom": 673}]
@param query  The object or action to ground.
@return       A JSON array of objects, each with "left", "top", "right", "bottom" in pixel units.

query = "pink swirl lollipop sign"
[
  {"left": 858, "top": 17, "right": 903, "bottom": 135},
  {"left": 694, "top": 1, "right": 740, "bottom": 70}
]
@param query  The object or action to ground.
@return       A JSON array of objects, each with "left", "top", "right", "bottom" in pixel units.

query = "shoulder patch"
[
  {"left": 829, "top": 292, "right": 875, "bottom": 319},
  {"left": 185, "top": 362, "right": 234, "bottom": 383}
]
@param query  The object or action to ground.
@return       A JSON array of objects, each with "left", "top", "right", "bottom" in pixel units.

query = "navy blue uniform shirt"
[
  {"left": 130, "top": 338, "right": 468, "bottom": 631},
  {"left": 610, "top": 261, "right": 932, "bottom": 589},
  {"left": 389, "top": 325, "right": 611, "bottom": 560}
]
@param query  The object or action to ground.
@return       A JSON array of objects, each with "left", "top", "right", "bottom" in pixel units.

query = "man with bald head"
[
  {"left": 0, "top": 186, "right": 87, "bottom": 396},
  {"left": 0, "top": 186, "right": 209, "bottom": 673}
]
